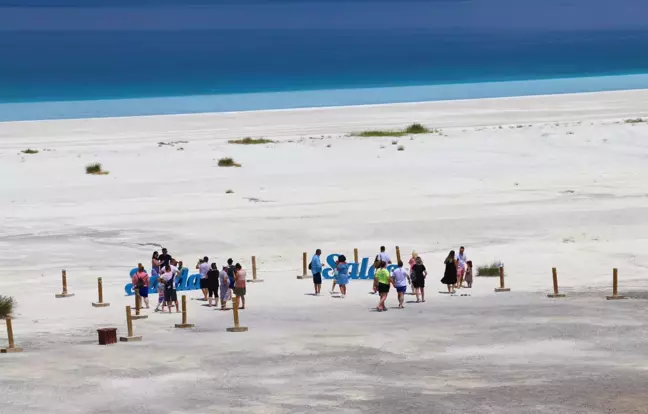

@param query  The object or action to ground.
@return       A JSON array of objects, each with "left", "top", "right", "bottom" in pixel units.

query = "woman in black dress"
[
  {"left": 441, "top": 250, "right": 458, "bottom": 294},
  {"left": 411, "top": 256, "right": 427, "bottom": 303}
]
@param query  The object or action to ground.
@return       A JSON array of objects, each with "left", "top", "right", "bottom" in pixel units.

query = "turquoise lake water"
[{"left": 1, "top": 0, "right": 647, "bottom": 121}]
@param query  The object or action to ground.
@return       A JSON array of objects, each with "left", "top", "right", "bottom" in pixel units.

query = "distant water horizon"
[{"left": 1, "top": 0, "right": 648, "bottom": 121}]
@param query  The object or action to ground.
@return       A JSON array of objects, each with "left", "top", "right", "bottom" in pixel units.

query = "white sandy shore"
[{"left": 2, "top": 90, "right": 648, "bottom": 413}]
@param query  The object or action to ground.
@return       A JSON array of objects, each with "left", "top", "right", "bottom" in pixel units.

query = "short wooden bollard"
[
  {"left": 396, "top": 246, "right": 402, "bottom": 263},
  {"left": 1, "top": 317, "right": 23, "bottom": 353},
  {"left": 226, "top": 298, "right": 248, "bottom": 332},
  {"left": 175, "top": 295, "right": 195, "bottom": 328},
  {"left": 55, "top": 269, "right": 75, "bottom": 298},
  {"left": 92, "top": 277, "right": 111, "bottom": 307},
  {"left": 547, "top": 267, "right": 565, "bottom": 298},
  {"left": 131, "top": 290, "right": 148, "bottom": 320},
  {"left": 354, "top": 248, "right": 359, "bottom": 264},
  {"left": 494, "top": 266, "right": 511, "bottom": 292},
  {"left": 606, "top": 268, "right": 626, "bottom": 300},
  {"left": 247, "top": 256, "right": 264, "bottom": 283},
  {"left": 297, "top": 252, "right": 310, "bottom": 279},
  {"left": 119, "top": 306, "right": 142, "bottom": 342}
]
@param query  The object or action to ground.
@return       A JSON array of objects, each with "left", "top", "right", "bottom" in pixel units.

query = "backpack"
[
  {"left": 308, "top": 261, "right": 312, "bottom": 270},
  {"left": 136, "top": 275, "right": 145, "bottom": 289}
]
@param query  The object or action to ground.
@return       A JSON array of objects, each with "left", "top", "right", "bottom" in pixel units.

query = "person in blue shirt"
[
  {"left": 310, "top": 249, "right": 323, "bottom": 295},
  {"left": 336, "top": 255, "right": 350, "bottom": 298}
]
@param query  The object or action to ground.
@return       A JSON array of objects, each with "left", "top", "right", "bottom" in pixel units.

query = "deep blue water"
[{"left": 1, "top": 0, "right": 648, "bottom": 120}]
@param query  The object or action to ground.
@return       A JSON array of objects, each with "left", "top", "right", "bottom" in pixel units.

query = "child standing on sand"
[
  {"left": 155, "top": 279, "right": 166, "bottom": 312},
  {"left": 465, "top": 261, "right": 473, "bottom": 288}
]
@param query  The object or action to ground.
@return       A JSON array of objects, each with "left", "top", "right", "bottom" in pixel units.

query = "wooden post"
[
  {"left": 226, "top": 297, "right": 248, "bottom": 332},
  {"left": 1, "top": 317, "right": 23, "bottom": 353},
  {"left": 494, "top": 266, "right": 511, "bottom": 292},
  {"left": 396, "top": 246, "right": 402, "bottom": 264},
  {"left": 55, "top": 269, "right": 75, "bottom": 298},
  {"left": 131, "top": 289, "right": 148, "bottom": 320},
  {"left": 547, "top": 267, "right": 565, "bottom": 298},
  {"left": 119, "top": 305, "right": 142, "bottom": 342},
  {"left": 606, "top": 268, "right": 626, "bottom": 300},
  {"left": 247, "top": 255, "right": 264, "bottom": 283},
  {"left": 354, "top": 248, "right": 359, "bottom": 264},
  {"left": 92, "top": 277, "right": 111, "bottom": 307},
  {"left": 297, "top": 252, "right": 311, "bottom": 279},
  {"left": 175, "top": 295, "right": 195, "bottom": 328}
]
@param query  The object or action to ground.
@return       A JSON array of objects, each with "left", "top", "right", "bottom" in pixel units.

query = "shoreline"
[{"left": 2, "top": 73, "right": 648, "bottom": 123}]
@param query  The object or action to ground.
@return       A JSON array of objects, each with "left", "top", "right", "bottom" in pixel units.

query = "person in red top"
[{"left": 132, "top": 263, "right": 150, "bottom": 308}]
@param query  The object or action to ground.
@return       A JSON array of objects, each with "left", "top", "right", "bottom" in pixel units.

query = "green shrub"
[
  {"left": 353, "top": 123, "right": 435, "bottom": 137},
  {"left": 86, "top": 163, "right": 109, "bottom": 175},
  {"left": 228, "top": 137, "right": 275, "bottom": 145},
  {"left": 0, "top": 295, "right": 14, "bottom": 318},
  {"left": 404, "top": 123, "right": 429, "bottom": 134},
  {"left": 21, "top": 148, "right": 39, "bottom": 154},
  {"left": 625, "top": 118, "right": 645, "bottom": 124},
  {"left": 218, "top": 157, "right": 241, "bottom": 167},
  {"left": 225, "top": 189, "right": 234, "bottom": 194},
  {"left": 477, "top": 262, "right": 503, "bottom": 277}
]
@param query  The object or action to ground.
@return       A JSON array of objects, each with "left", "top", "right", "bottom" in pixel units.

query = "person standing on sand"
[
  {"left": 160, "top": 264, "right": 180, "bottom": 313},
  {"left": 391, "top": 261, "right": 408, "bottom": 308},
  {"left": 234, "top": 263, "right": 247, "bottom": 310},
  {"left": 227, "top": 258, "right": 236, "bottom": 297},
  {"left": 219, "top": 265, "right": 231, "bottom": 310},
  {"left": 336, "top": 255, "right": 349, "bottom": 298},
  {"left": 377, "top": 246, "right": 392, "bottom": 265},
  {"left": 132, "top": 263, "right": 150, "bottom": 309},
  {"left": 411, "top": 256, "right": 427, "bottom": 302},
  {"left": 465, "top": 260, "right": 473, "bottom": 288},
  {"left": 207, "top": 262, "right": 220, "bottom": 307},
  {"left": 155, "top": 278, "right": 166, "bottom": 312},
  {"left": 159, "top": 247, "right": 172, "bottom": 268},
  {"left": 375, "top": 261, "right": 391, "bottom": 311},
  {"left": 197, "top": 256, "right": 210, "bottom": 301},
  {"left": 408, "top": 251, "right": 418, "bottom": 294},
  {"left": 311, "top": 249, "right": 323, "bottom": 295},
  {"left": 151, "top": 251, "right": 161, "bottom": 279},
  {"left": 456, "top": 246, "right": 468, "bottom": 288},
  {"left": 441, "top": 250, "right": 458, "bottom": 294},
  {"left": 175, "top": 260, "right": 185, "bottom": 289}
]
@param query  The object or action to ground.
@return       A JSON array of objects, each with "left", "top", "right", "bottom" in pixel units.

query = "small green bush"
[
  {"left": 0, "top": 295, "right": 15, "bottom": 318},
  {"left": 397, "top": 145, "right": 405, "bottom": 151},
  {"left": 625, "top": 118, "right": 645, "bottom": 124},
  {"left": 225, "top": 189, "right": 234, "bottom": 194},
  {"left": 86, "top": 163, "right": 108, "bottom": 175},
  {"left": 404, "top": 123, "right": 429, "bottom": 134},
  {"left": 477, "top": 262, "right": 503, "bottom": 277},
  {"left": 353, "top": 123, "right": 435, "bottom": 137},
  {"left": 21, "top": 148, "right": 39, "bottom": 154},
  {"left": 228, "top": 137, "right": 275, "bottom": 145},
  {"left": 218, "top": 157, "right": 241, "bottom": 167}
]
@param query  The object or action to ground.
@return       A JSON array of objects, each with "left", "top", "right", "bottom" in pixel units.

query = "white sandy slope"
[{"left": 1, "top": 90, "right": 648, "bottom": 413}]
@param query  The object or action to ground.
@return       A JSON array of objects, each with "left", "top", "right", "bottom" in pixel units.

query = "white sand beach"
[{"left": 2, "top": 90, "right": 648, "bottom": 413}]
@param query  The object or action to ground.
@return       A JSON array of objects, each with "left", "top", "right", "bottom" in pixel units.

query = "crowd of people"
[
  {"left": 130, "top": 247, "right": 248, "bottom": 313},
  {"left": 309, "top": 246, "right": 473, "bottom": 311},
  {"left": 131, "top": 245, "right": 474, "bottom": 316}
]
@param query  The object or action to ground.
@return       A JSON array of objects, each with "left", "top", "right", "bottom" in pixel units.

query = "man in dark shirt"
[
  {"left": 158, "top": 247, "right": 172, "bottom": 268},
  {"left": 227, "top": 258, "right": 236, "bottom": 290}
]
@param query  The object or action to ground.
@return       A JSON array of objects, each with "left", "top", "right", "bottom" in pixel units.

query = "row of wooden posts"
[{"left": 0, "top": 253, "right": 631, "bottom": 353}]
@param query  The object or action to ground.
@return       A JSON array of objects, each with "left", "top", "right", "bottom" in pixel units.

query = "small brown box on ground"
[{"left": 97, "top": 328, "right": 118, "bottom": 345}]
